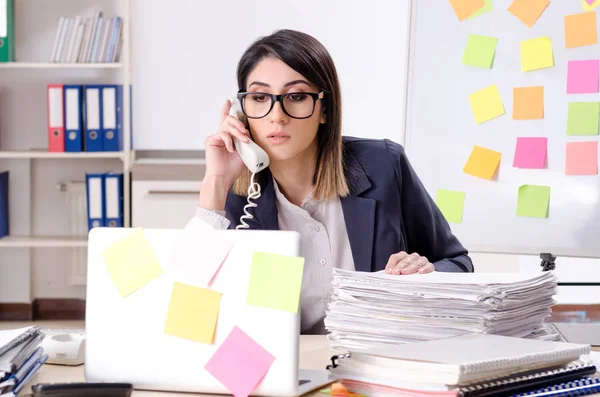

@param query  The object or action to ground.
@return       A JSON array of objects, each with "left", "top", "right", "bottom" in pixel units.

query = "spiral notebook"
[
  {"left": 510, "top": 377, "right": 600, "bottom": 397},
  {"left": 329, "top": 333, "right": 591, "bottom": 386}
]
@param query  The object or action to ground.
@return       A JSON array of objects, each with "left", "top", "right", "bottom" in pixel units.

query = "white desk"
[{"left": 0, "top": 321, "right": 334, "bottom": 397}]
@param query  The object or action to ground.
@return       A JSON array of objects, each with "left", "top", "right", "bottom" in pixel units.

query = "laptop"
[{"left": 84, "top": 227, "right": 333, "bottom": 397}]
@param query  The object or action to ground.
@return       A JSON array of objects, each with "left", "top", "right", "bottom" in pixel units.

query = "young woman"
[{"left": 196, "top": 29, "right": 473, "bottom": 334}]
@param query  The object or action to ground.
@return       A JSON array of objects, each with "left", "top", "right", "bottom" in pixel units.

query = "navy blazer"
[{"left": 225, "top": 137, "right": 474, "bottom": 273}]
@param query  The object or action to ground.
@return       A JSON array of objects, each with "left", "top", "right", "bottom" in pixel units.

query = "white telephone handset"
[
  {"left": 228, "top": 97, "right": 269, "bottom": 229},
  {"left": 228, "top": 97, "right": 269, "bottom": 173}
]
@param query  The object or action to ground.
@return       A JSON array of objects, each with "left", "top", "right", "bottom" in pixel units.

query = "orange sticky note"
[
  {"left": 565, "top": 12, "right": 598, "bottom": 48},
  {"left": 449, "top": 0, "right": 486, "bottom": 21},
  {"left": 463, "top": 146, "right": 502, "bottom": 180},
  {"left": 513, "top": 86, "right": 544, "bottom": 120},
  {"left": 566, "top": 141, "right": 598, "bottom": 175},
  {"left": 508, "top": 0, "right": 550, "bottom": 28}
]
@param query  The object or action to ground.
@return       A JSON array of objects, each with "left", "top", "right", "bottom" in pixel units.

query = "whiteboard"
[
  {"left": 131, "top": 0, "right": 410, "bottom": 150},
  {"left": 406, "top": 0, "right": 600, "bottom": 258}
]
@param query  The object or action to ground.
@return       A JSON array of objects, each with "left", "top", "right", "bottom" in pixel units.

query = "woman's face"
[{"left": 244, "top": 57, "right": 325, "bottom": 162}]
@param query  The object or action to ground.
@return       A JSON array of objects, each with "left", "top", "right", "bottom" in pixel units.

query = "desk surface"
[
  {"left": 0, "top": 321, "right": 333, "bottom": 397},
  {"left": 1, "top": 321, "right": 599, "bottom": 397}
]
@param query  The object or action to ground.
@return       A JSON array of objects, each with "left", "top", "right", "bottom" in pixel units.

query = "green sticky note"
[
  {"left": 462, "top": 34, "right": 498, "bottom": 69},
  {"left": 246, "top": 252, "right": 305, "bottom": 313},
  {"left": 435, "top": 189, "right": 466, "bottom": 223},
  {"left": 467, "top": 0, "right": 493, "bottom": 19},
  {"left": 567, "top": 102, "right": 600, "bottom": 135},
  {"left": 517, "top": 185, "right": 550, "bottom": 218}
]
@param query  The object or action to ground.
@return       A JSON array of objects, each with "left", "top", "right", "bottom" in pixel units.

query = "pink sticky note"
[
  {"left": 205, "top": 326, "right": 275, "bottom": 397},
  {"left": 513, "top": 137, "right": 547, "bottom": 169},
  {"left": 586, "top": 0, "right": 595, "bottom": 5},
  {"left": 567, "top": 60, "right": 600, "bottom": 94},
  {"left": 566, "top": 141, "right": 598, "bottom": 175},
  {"left": 171, "top": 230, "right": 233, "bottom": 287}
]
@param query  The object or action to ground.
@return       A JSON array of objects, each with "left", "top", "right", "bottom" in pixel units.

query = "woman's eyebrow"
[{"left": 248, "top": 79, "right": 311, "bottom": 89}]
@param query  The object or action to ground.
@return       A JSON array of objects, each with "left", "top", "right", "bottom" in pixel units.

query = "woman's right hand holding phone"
[{"left": 198, "top": 100, "right": 251, "bottom": 211}]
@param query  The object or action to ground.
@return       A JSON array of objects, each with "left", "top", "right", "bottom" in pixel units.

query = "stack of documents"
[
  {"left": 327, "top": 333, "right": 595, "bottom": 397},
  {"left": 325, "top": 269, "right": 560, "bottom": 352},
  {"left": 0, "top": 327, "right": 48, "bottom": 396}
]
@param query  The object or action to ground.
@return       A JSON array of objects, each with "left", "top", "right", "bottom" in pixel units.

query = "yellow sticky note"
[
  {"left": 565, "top": 12, "right": 598, "bottom": 48},
  {"left": 581, "top": 0, "right": 600, "bottom": 11},
  {"left": 164, "top": 282, "right": 222, "bottom": 344},
  {"left": 435, "top": 189, "right": 466, "bottom": 224},
  {"left": 513, "top": 86, "right": 544, "bottom": 120},
  {"left": 520, "top": 37, "right": 554, "bottom": 71},
  {"left": 102, "top": 228, "right": 163, "bottom": 297},
  {"left": 463, "top": 146, "right": 502, "bottom": 180},
  {"left": 469, "top": 84, "right": 505, "bottom": 124},
  {"left": 449, "top": 0, "right": 486, "bottom": 21},
  {"left": 508, "top": 0, "right": 549, "bottom": 28}
]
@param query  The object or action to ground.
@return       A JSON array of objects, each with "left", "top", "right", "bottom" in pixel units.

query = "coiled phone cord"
[{"left": 236, "top": 167, "right": 261, "bottom": 229}]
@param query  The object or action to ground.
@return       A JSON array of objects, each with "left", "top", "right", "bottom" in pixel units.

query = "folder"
[
  {"left": 84, "top": 85, "right": 103, "bottom": 152},
  {"left": 104, "top": 172, "right": 123, "bottom": 227},
  {"left": 85, "top": 173, "right": 105, "bottom": 230},
  {"left": 47, "top": 84, "right": 65, "bottom": 152},
  {"left": 0, "top": 0, "right": 15, "bottom": 62},
  {"left": 101, "top": 85, "right": 122, "bottom": 152},
  {"left": 0, "top": 171, "right": 7, "bottom": 238},
  {"left": 63, "top": 85, "right": 83, "bottom": 152}
]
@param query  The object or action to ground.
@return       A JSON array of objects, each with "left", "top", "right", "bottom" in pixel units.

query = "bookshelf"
[{"left": 0, "top": 0, "right": 132, "bottom": 256}]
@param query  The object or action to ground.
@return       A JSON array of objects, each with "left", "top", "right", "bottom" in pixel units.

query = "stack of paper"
[
  {"left": 0, "top": 327, "right": 48, "bottom": 397},
  {"left": 324, "top": 270, "right": 560, "bottom": 352}
]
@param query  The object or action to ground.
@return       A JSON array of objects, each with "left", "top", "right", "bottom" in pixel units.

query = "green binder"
[{"left": 0, "top": 0, "right": 14, "bottom": 62}]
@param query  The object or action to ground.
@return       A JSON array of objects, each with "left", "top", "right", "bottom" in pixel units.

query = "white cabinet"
[{"left": 132, "top": 180, "right": 200, "bottom": 229}]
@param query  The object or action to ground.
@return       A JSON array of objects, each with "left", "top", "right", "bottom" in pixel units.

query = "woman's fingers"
[
  {"left": 225, "top": 118, "right": 250, "bottom": 142},
  {"left": 219, "top": 100, "right": 232, "bottom": 126}
]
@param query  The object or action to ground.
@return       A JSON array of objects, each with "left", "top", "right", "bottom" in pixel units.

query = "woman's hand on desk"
[{"left": 384, "top": 252, "right": 434, "bottom": 275}]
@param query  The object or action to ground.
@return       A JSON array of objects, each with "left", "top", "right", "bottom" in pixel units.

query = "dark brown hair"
[{"left": 232, "top": 29, "right": 349, "bottom": 200}]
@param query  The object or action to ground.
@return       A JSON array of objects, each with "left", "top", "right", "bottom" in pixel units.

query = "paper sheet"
[
  {"left": 513, "top": 86, "right": 544, "bottom": 120},
  {"left": 435, "top": 189, "right": 466, "bottom": 224},
  {"left": 101, "top": 228, "right": 163, "bottom": 298},
  {"left": 171, "top": 229, "right": 233, "bottom": 288},
  {"left": 513, "top": 137, "right": 547, "bottom": 169},
  {"left": 520, "top": 37, "right": 554, "bottom": 71},
  {"left": 164, "top": 282, "right": 222, "bottom": 344},
  {"left": 463, "top": 146, "right": 502, "bottom": 180},
  {"left": 565, "top": 12, "right": 598, "bottom": 48},
  {"left": 508, "top": 0, "right": 549, "bottom": 27},
  {"left": 462, "top": 34, "right": 497, "bottom": 69},
  {"left": 449, "top": 0, "right": 486, "bottom": 21},
  {"left": 567, "top": 60, "right": 599, "bottom": 94},
  {"left": 567, "top": 102, "right": 600, "bottom": 135},
  {"left": 246, "top": 252, "right": 305, "bottom": 313},
  {"left": 517, "top": 185, "right": 550, "bottom": 218},
  {"left": 468, "top": 84, "right": 505, "bottom": 124},
  {"left": 204, "top": 326, "right": 275, "bottom": 397},
  {"left": 566, "top": 141, "right": 598, "bottom": 175},
  {"left": 466, "top": 0, "right": 493, "bottom": 19}
]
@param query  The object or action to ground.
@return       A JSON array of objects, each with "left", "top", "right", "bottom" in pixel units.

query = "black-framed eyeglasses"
[{"left": 237, "top": 91, "right": 325, "bottom": 119}]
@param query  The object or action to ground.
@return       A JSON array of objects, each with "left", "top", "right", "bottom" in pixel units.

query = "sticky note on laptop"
[
  {"left": 205, "top": 326, "right": 275, "bottom": 397},
  {"left": 246, "top": 252, "right": 304, "bottom": 313},
  {"left": 101, "top": 228, "right": 163, "bottom": 298},
  {"left": 520, "top": 37, "right": 553, "bottom": 71},
  {"left": 463, "top": 146, "right": 502, "bottom": 180},
  {"left": 171, "top": 229, "right": 234, "bottom": 287},
  {"left": 164, "top": 282, "right": 221, "bottom": 344},
  {"left": 517, "top": 185, "right": 550, "bottom": 218}
]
